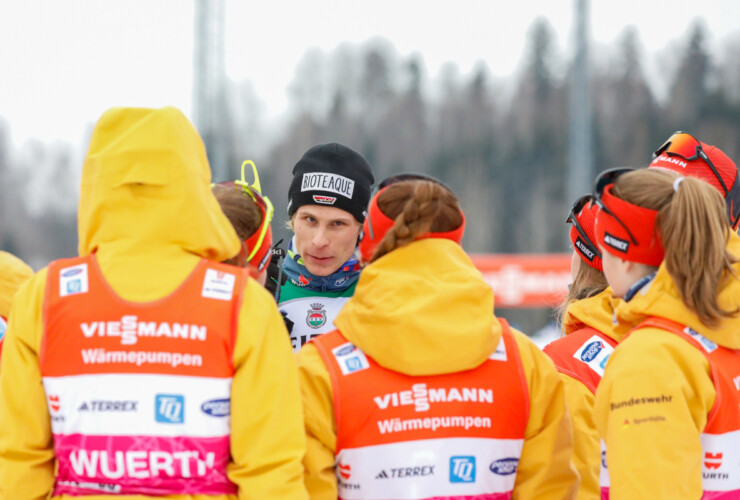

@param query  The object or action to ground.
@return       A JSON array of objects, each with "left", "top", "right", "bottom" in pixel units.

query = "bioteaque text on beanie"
[{"left": 287, "top": 143, "right": 375, "bottom": 223}]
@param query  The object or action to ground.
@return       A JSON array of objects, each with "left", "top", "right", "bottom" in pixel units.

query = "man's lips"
[{"left": 306, "top": 254, "right": 333, "bottom": 262}]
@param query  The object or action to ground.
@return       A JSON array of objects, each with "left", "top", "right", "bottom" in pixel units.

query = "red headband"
[
  {"left": 594, "top": 184, "right": 664, "bottom": 266},
  {"left": 245, "top": 217, "right": 272, "bottom": 273},
  {"left": 359, "top": 186, "right": 466, "bottom": 263}
]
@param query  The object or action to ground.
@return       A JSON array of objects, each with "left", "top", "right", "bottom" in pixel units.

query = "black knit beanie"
[{"left": 287, "top": 143, "right": 375, "bottom": 223}]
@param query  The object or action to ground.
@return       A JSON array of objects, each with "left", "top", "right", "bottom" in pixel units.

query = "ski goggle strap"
[
  {"left": 359, "top": 185, "right": 466, "bottom": 263},
  {"left": 594, "top": 184, "right": 664, "bottom": 266}
]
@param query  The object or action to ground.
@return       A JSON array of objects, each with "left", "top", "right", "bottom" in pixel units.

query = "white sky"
[{"left": 1, "top": 0, "right": 739, "bottom": 146}]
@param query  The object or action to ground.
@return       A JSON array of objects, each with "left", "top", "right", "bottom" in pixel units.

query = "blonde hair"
[
  {"left": 557, "top": 261, "right": 608, "bottom": 330},
  {"left": 370, "top": 180, "right": 463, "bottom": 262},
  {"left": 613, "top": 169, "right": 738, "bottom": 326}
]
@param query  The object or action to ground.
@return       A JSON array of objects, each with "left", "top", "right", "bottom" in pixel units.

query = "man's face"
[{"left": 293, "top": 205, "right": 362, "bottom": 276}]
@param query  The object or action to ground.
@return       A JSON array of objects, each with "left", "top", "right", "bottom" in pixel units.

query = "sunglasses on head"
[
  {"left": 653, "top": 131, "right": 728, "bottom": 195},
  {"left": 566, "top": 194, "right": 601, "bottom": 260},
  {"left": 216, "top": 160, "right": 275, "bottom": 270},
  {"left": 592, "top": 167, "right": 638, "bottom": 245},
  {"left": 654, "top": 131, "right": 740, "bottom": 228}
]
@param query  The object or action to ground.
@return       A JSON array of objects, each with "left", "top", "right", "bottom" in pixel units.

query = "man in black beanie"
[{"left": 271, "top": 143, "right": 375, "bottom": 352}]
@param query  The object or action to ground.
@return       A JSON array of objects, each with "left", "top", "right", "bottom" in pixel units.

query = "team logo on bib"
[{"left": 306, "top": 303, "right": 327, "bottom": 329}]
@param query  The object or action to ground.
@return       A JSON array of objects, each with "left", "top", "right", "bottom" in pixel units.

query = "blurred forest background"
[{"left": 1, "top": 18, "right": 739, "bottom": 331}]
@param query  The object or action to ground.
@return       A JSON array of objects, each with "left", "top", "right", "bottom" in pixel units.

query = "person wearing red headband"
[
  {"left": 591, "top": 168, "right": 740, "bottom": 499},
  {"left": 649, "top": 131, "right": 740, "bottom": 230},
  {"left": 296, "top": 176, "right": 578, "bottom": 499},
  {"left": 212, "top": 160, "right": 274, "bottom": 286},
  {"left": 543, "top": 194, "right": 615, "bottom": 500}
]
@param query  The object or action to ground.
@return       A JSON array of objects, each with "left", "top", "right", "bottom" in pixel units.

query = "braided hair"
[{"left": 370, "top": 180, "right": 463, "bottom": 263}]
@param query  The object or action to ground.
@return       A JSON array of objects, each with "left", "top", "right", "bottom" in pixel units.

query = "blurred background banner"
[{"left": 471, "top": 254, "right": 571, "bottom": 308}]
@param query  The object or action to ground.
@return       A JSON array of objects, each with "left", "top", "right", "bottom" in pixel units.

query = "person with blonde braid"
[
  {"left": 591, "top": 168, "right": 740, "bottom": 499},
  {"left": 297, "top": 175, "right": 578, "bottom": 499}
]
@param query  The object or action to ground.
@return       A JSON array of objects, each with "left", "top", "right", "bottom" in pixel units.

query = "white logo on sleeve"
[
  {"left": 201, "top": 269, "right": 235, "bottom": 301},
  {"left": 60, "top": 264, "right": 89, "bottom": 297},
  {"left": 573, "top": 335, "right": 614, "bottom": 377},
  {"left": 332, "top": 342, "right": 370, "bottom": 375}
]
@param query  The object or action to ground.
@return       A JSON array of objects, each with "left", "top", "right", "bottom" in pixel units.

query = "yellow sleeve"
[
  {"left": 511, "top": 330, "right": 579, "bottom": 500},
  {"left": 0, "top": 270, "right": 56, "bottom": 499},
  {"left": 296, "top": 343, "right": 337, "bottom": 500},
  {"left": 228, "top": 279, "right": 308, "bottom": 499},
  {"left": 593, "top": 328, "right": 715, "bottom": 499},
  {"left": 560, "top": 374, "right": 599, "bottom": 500}
]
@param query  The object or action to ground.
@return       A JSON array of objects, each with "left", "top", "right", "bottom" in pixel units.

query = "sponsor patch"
[
  {"left": 603, "top": 232, "right": 629, "bottom": 252},
  {"left": 704, "top": 451, "right": 723, "bottom": 470},
  {"left": 80, "top": 316, "right": 207, "bottom": 346},
  {"left": 450, "top": 456, "right": 476, "bottom": 483},
  {"left": 338, "top": 462, "right": 352, "bottom": 480},
  {"left": 313, "top": 194, "right": 337, "bottom": 205},
  {"left": 573, "top": 335, "right": 614, "bottom": 377},
  {"left": 48, "top": 394, "right": 62, "bottom": 413},
  {"left": 375, "top": 465, "right": 435, "bottom": 479},
  {"left": 60, "top": 264, "right": 89, "bottom": 297},
  {"left": 684, "top": 327, "right": 717, "bottom": 353},
  {"left": 301, "top": 172, "right": 355, "bottom": 199},
  {"left": 332, "top": 342, "right": 370, "bottom": 375},
  {"left": 201, "top": 269, "right": 236, "bottom": 301},
  {"left": 77, "top": 400, "right": 138, "bottom": 412},
  {"left": 575, "top": 237, "right": 596, "bottom": 261},
  {"left": 489, "top": 457, "right": 518, "bottom": 476},
  {"left": 201, "top": 398, "right": 230, "bottom": 417},
  {"left": 155, "top": 394, "right": 184, "bottom": 424}
]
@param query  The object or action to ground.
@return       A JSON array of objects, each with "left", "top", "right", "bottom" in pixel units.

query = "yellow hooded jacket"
[
  {"left": 593, "top": 232, "right": 740, "bottom": 499},
  {"left": 0, "top": 250, "right": 33, "bottom": 320},
  {"left": 544, "top": 288, "right": 620, "bottom": 500},
  {"left": 297, "top": 239, "right": 579, "bottom": 499},
  {"left": 0, "top": 107, "right": 307, "bottom": 500}
]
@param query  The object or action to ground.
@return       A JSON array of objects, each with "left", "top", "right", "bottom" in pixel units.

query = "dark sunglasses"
[
  {"left": 566, "top": 194, "right": 601, "bottom": 260},
  {"left": 653, "top": 131, "right": 728, "bottom": 194},
  {"left": 592, "top": 167, "right": 637, "bottom": 245}
]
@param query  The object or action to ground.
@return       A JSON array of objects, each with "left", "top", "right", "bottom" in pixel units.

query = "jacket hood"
[
  {"left": 564, "top": 288, "right": 619, "bottom": 341},
  {"left": 77, "top": 106, "right": 240, "bottom": 261},
  {"left": 612, "top": 231, "right": 740, "bottom": 350},
  {"left": 0, "top": 251, "right": 33, "bottom": 318},
  {"left": 334, "top": 239, "right": 498, "bottom": 376}
]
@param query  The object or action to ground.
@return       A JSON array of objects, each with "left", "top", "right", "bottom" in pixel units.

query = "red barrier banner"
[{"left": 470, "top": 254, "right": 572, "bottom": 308}]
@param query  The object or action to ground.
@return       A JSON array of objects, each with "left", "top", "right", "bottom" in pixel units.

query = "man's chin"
[{"left": 305, "top": 260, "right": 335, "bottom": 277}]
